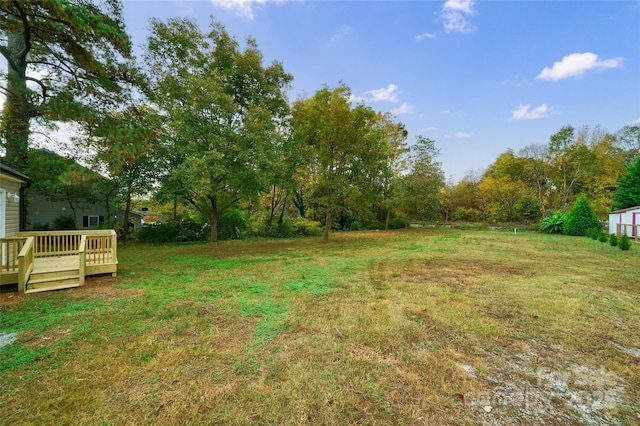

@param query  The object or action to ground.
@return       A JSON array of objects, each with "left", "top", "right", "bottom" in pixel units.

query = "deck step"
[
  {"left": 25, "top": 282, "right": 80, "bottom": 294},
  {"left": 28, "top": 274, "right": 80, "bottom": 286},
  {"left": 29, "top": 269, "right": 79, "bottom": 281}
]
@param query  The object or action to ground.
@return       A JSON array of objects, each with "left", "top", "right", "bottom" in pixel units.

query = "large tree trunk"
[
  {"left": 2, "top": 34, "right": 31, "bottom": 172},
  {"left": 209, "top": 195, "right": 219, "bottom": 246},
  {"left": 385, "top": 208, "right": 390, "bottom": 231},
  {"left": 122, "top": 192, "right": 132, "bottom": 239},
  {"left": 323, "top": 208, "right": 331, "bottom": 241}
]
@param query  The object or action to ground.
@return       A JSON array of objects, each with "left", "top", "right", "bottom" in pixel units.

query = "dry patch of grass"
[{"left": 1, "top": 229, "right": 639, "bottom": 425}]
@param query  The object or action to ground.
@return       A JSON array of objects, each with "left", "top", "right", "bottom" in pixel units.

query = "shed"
[
  {"left": 608, "top": 206, "right": 640, "bottom": 239},
  {"left": 0, "top": 163, "right": 31, "bottom": 237}
]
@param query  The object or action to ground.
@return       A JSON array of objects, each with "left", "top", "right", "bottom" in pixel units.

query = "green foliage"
[
  {"left": 217, "top": 209, "right": 251, "bottom": 241},
  {"left": 513, "top": 195, "right": 542, "bottom": 224},
  {"left": 291, "top": 85, "right": 390, "bottom": 240},
  {"left": 609, "top": 234, "right": 618, "bottom": 247},
  {"left": 563, "top": 195, "right": 601, "bottom": 236},
  {"left": 598, "top": 233, "right": 608, "bottom": 243},
  {"left": 292, "top": 219, "right": 323, "bottom": 236},
  {"left": 144, "top": 17, "right": 292, "bottom": 244},
  {"left": 585, "top": 228, "right": 599, "bottom": 240},
  {"left": 612, "top": 156, "right": 640, "bottom": 210},
  {"left": 0, "top": 0, "right": 133, "bottom": 171},
  {"left": 618, "top": 233, "right": 631, "bottom": 251},
  {"left": 387, "top": 218, "right": 410, "bottom": 230},
  {"left": 27, "top": 222, "right": 51, "bottom": 231},
  {"left": 52, "top": 215, "right": 76, "bottom": 230},
  {"left": 401, "top": 135, "right": 445, "bottom": 222},
  {"left": 137, "top": 220, "right": 210, "bottom": 243},
  {"left": 539, "top": 213, "right": 566, "bottom": 234}
]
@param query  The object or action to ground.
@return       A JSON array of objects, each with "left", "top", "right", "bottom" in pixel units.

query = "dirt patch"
[
  {"left": 394, "top": 259, "right": 525, "bottom": 287},
  {"left": 458, "top": 341, "right": 628, "bottom": 425},
  {"left": 22, "top": 326, "right": 73, "bottom": 349}
]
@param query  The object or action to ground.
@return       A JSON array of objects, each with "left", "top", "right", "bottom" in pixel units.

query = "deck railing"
[
  {"left": 17, "top": 237, "right": 35, "bottom": 293},
  {"left": 1, "top": 237, "right": 27, "bottom": 274},
  {"left": 617, "top": 224, "right": 640, "bottom": 240},
  {"left": 4, "top": 230, "right": 119, "bottom": 292}
]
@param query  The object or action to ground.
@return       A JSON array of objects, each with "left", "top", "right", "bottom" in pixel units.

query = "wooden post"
[
  {"left": 78, "top": 235, "right": 86, "bottom": 286},
  {"left": 111, "top": 230, "right": 118, "bottom": 277}
]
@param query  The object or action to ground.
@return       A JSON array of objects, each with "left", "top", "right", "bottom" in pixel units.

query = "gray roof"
[{"left": 0, "top": 162, "right": 31, "bottom": 182}]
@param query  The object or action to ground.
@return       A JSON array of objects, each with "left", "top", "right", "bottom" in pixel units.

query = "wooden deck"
[{"left": 0, "top": 230, "right": 117, "bottom": 293}]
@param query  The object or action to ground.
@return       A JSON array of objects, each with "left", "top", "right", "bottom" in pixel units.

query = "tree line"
[{"left": 2, "top": 2, "right": 639, "bottom": 243}]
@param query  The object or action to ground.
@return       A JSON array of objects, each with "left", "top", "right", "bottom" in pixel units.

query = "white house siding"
[
  {"left": 0, "top": 177, "right": 23, "bottom": 237},
  {"left": 609, "top": 207, "right": 640, "bottom": 237}
]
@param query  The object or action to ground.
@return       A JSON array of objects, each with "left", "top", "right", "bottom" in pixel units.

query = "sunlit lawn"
[{"left": 1, "top": 228, "right": 638, "bottom": 425}]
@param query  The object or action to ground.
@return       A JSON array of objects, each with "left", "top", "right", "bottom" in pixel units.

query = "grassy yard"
[{"left": 1, "top": 228, "right": 639, "bottom": 425}]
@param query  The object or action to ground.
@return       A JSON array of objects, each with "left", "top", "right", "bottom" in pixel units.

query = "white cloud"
[
  {"left": 536, "top": 52, "right": 623, "bottom": 81},
  {"left": 415, "top": 32, "right": 437, "bottom": 40},
  {"left": 210, "top": 0, "right": 292, "bottom": 19},
  {"left": 365, "top": 84, "right": 399, "bottom": 103},
  {"left": 441, "top": 109, "right": 451, "bottom": 114},
  {"left": 351, "top": 84, "right": 401, "bottom": 104},
  {"left": 390, "top": 103, "right": 414, "bottom": 115},
  {"left": 511, "top": 104, "right": 549, "bottom": 120},
  {"left": 422, "top": 126, "right": 437, "bottom": 132},
  {"left": 210, "top": 0, "right": 265, "bottom": 19},
  {"left": 331, "top": 24, "right": 352, "bottom": 42},
  {"left": 632, "top": 117, "right": 640, "bottom": 125},
  {"left": 446, "top": 131, "right": 473, "bottom": 138},
  {"left": 441, "top": 0, "right": 476, "bottom": 33}
]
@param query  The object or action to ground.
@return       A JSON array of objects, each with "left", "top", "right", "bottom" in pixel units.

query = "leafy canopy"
[
  {"left": 612, "top": 156, "right": 640, "bottom": 211},
  {"left": 0, "top": 0, "right": 133, "bottom": 171}
]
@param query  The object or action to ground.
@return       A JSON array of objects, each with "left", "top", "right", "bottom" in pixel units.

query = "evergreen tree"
[
  {"left": 612, "top": 156, "right": 640, "bottom": 210},
  {"left": 563, "top": 194, "right": 601, "bottom": 236},
  {"left": 0, "top": 0, "right": 133, "bottom": 172}
]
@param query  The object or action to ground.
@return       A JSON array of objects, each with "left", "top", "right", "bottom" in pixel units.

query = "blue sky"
[{"left": 11, "top": 1, "right": 640, "bottom": 180}]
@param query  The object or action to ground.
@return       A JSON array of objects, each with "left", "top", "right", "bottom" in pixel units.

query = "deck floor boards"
[{"left": 34, "top": 255, "right": 79, "bottom": 274}]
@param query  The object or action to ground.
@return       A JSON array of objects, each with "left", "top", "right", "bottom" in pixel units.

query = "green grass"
[{"left": 0, "top": 228, "right": 639, "bottom": 425}]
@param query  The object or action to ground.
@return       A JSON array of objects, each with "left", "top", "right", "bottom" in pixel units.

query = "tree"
[
  {"left": 612, "top": 156, "right": 640, "bottom": 210},
  {"left": 478, "top": 175, "right": 527, "bottom": 223},
  {"left": 376, "top": 113, "right": 409, "bottom": 229},
  {"left": 27, "top": 149, "right": 101, "bottom": 229},
  {"left": 548, "top": 125, "right": 588, "bottom": 207},
  {"left": 447, "top": 171, "right": 483, "bottom": 222},
  {"left": 291, "top": 85, "right": 388, "bottom": 240},
  {"left": 563, "top": 194, "right": 600, "bottom": 236},
  {"left": 77, "top": 105, "right": 161, "bottom": 235},
  {"left": 518, "top": 144, "right": 552, "bottom": 213},
  {"left": 400, "top": 135, "right": 445, "bottom": 222},
  {"left": 0, "top": 0, "right": 133, "bottom": 172},
  {"left": 144, "top": 18, "right": 292, "bottom": 245},
  {"left": 616, "top": 125, "right": 640, "bottom": 165}
]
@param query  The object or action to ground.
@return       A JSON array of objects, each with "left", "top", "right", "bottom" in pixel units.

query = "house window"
[{"left": 83, "top": 215, "right": 104, "bottom": 228}]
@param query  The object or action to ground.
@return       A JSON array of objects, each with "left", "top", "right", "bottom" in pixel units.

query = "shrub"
[
  {"left": 563, "top": 195, "right": 601, "bottom": 236},
  {"left": 27, "top": 222, "right": 51, "bottom": 231},
  {"left": 585, "top": 228, "right": 598, "bottom": 239},
  {"left": 598, "top": 233, "right": 608, "bottom": 243},
  {"left": 387, "top": 218, "right": 410, "bottom": 230},
  {"left": 137, "top": 223, "right": 179, "bottom": 243},
  {"left": 618, "top": 233, "right": 631, "bottom": 251},
  {"left": 293, "top": 219, "right": 323, "bottom": 236},
  {"left": 52, "top": 214, "right": 76, "bottom": 230},
  {"left": 137, "top": 220, "right": 210, "bottom": 243},
  {"left": 539, "top": 213, "right": 566, "bottom": 234},
  {"left": 609, "top": 234, "right": 618, "bottom": 247},
  {"left": 217, "top": 209, "right": 250, "bottom": 240}
]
